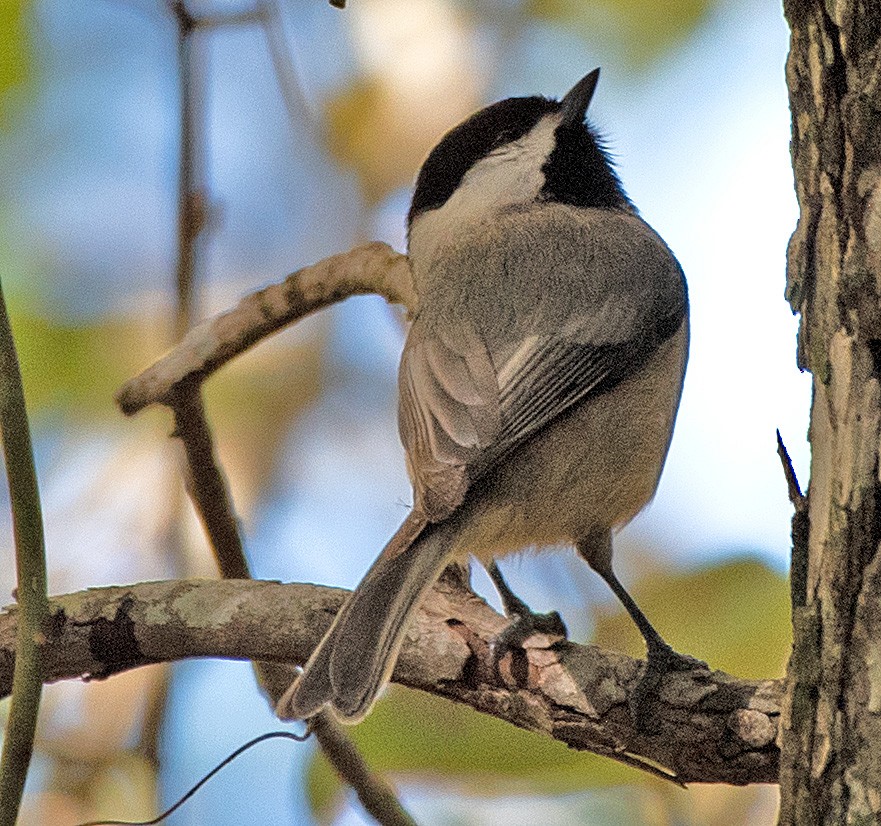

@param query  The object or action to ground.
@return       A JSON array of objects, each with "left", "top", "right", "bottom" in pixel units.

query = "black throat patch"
[
  {"left": 541, "top": 120, "right": 632, "bottom": 211},
  {"left": 407, "top": 94, "right": 633, "bottom": 229}
]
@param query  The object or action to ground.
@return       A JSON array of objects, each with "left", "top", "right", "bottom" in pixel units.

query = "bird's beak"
[{"left": 560, "top": 68, "right": 600, "bottom": 126}]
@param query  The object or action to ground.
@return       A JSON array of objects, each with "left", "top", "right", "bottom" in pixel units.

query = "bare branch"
[
  {"left": 0, "top": 280, "right": 49, "bottom": 825},
  {"left": 310, "top": 715, "right": 418, "bottom": 826},
  {"left": 170, "top": 379, "right": 417, "bottom": 825},
  {"left": 116, "top": 243, "right": 414, "bottom": 416},
  {"left": 0, "top": 578, "right": 781, "bottom": 786},
  {"left": 171, "top": 388, "right": 249, "bottom": 579},
  {"left": 165, "top": 321, "right": 412, "bottom": 823}
]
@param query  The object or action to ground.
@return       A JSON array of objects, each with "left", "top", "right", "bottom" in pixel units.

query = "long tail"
[{"left": 276, "top": 512, "right": 460, "bottom": 723}]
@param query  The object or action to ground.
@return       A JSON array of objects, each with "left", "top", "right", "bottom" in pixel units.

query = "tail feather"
[{"left": 277, "top": 512, "right": 458, "bottom": 722}]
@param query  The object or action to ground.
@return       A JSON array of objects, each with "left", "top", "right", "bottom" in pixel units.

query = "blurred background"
[{"left": 0, "top": 0, "right": 807, "bottom": 823}]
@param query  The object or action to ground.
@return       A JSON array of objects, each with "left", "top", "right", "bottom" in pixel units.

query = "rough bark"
[
  {"left": 0, "top": 576, "right": 781, "bottom": 785},
  {"left": 779, "top": 1, "right": 881, "bottom": 822}
]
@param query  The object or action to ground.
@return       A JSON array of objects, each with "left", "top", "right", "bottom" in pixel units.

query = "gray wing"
[
  {"left": 399, "top": 321, "right": 501, "bottom": 520},
  {"left": 399, "top": 207, "right": 687, "bottom": 521}
]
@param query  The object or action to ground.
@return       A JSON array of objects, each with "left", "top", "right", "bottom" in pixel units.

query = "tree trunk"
[{"left": 779, "top": 1, "right": 881, "bottom": 822}]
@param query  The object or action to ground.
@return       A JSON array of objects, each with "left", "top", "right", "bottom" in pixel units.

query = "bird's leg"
[
  {"left": 577, "top": 530, "right": 707, "bottom": 723},
  {"left": 487, "top": 561, "right": 567, "bottom": 674},
  {"left": 487, "top": 561, "right": 533, "bottom": 619},
  {"left": 593, "top": 560, "right": 702, "bottom": 671}
]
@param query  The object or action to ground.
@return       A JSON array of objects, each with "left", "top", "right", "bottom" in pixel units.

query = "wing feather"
[{"left": 398, "top": 207, "right": 687, "bottom": 522}]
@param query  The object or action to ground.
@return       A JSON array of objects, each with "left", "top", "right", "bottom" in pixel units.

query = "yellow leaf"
[
  {"left": 528, "top": 0, "right": 712, "bottom": 65},
  {"left": 0, "top": 0, "right": 31, "bottom": 128}
]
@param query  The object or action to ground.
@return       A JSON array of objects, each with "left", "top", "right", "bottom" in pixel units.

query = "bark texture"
[
  {"left": 780, "top": 1, "right": 881, "bottom": 822},
  {"left": 0, "top": 577, "right": 781, "bottom": 785}
]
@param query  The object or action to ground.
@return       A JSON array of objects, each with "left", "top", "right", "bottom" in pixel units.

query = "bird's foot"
[
  {"left": 486, "top": 561, "right": 568, "bottom": 686},
  {"left": 491, "top": 608, "right": 568, "bottom": 688},
  {"left": 631, "top": 643, "right": 710, "bottom": 729}
]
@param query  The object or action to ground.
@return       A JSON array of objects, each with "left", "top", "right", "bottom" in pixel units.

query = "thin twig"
[
  {"left": 174, "top": 0, "right": 203, "bottom": 341},
  {"left": 128, "top": 0, "right": 211, "bottom": 779},
  {"left": 169, "top": 381, "right": 419, "bottom": 825},
  {"left": 0, "top": 279, "right": 50, "bottom": 825},
  {"left": 776, "top": 429, "right": 810, "bottom": 609},
  {"left": 133, "top": 7, "right": 419, "bottom": 821},
  {"left": 188, "top": 2, "right": 315, "bottom": 128},
  {"left": 165, "top": 315, "right": 416, "bottom": 823},
  {"left": 193, "top": 8, "right": 265, "bottom": 29},
  {"left": 169, "top": 387, "right": 420, "bottom": 824},
  {"left": 260, "top": 1, "right": 316, "bottom": 127},
  {"left": 116, "top": 242, "right": 413, "bottom": 415},
  {"left": 310, "top": 714, "right": 419, "bottom": 826},
  {"left": 136, "top": 666, "right": 171, "bottom": 768},
  {"left": 775, "top": 428, "right": 805, "bottom": 507},
  {"left": 171, "top": 387, "right": 249, "bottom": 578}
]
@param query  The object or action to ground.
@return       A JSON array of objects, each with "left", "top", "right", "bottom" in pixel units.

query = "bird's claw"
[{"left": 630, "top": 644, "right": 710, "bottom": 729}]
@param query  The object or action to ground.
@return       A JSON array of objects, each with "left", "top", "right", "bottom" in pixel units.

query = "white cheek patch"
[{"left": 409, "top": 115, "right": 560, "bottom": 267}]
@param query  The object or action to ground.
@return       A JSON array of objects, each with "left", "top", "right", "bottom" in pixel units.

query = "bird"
[{"left": 277, "top": 68, "right": 693, "bottom": 724}]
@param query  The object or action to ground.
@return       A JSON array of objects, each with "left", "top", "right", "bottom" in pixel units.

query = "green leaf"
[
  {"left": 10, "top": 310, "right": 144, "bottom": 418},
  {"left": 0, "top": 0, "right": 32, "bottom": 129}
]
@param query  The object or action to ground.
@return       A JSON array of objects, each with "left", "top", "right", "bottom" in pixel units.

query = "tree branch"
[
  {"left": 171, "top": 387, "right": 250, "bottom": 579},
  {"left": 308, "top": 714, "right": 418, "bottom": 826},
  {"left": 0, "top": 577, "right": 781, "bottom": 786},
  {"left": 0, "top": 279, "right": 49, "bottom": 826},
  {"left": 115, "top": 243, "right": 414, "bottom": 415},
  {"left": 168, "top": 379, "right": 414, "bottom": 825}
]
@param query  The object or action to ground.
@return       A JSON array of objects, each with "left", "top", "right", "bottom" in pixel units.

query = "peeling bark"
[
  {"left": 780, "top": 1, "right": 881, "bottom": 822},
  {"left": 0, "top": 577, "right": 781, "bottom": 785}
]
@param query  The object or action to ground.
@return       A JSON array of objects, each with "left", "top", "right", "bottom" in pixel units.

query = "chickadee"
[{"left": 278, "top": 69, "right": 691, "bottom": 723}]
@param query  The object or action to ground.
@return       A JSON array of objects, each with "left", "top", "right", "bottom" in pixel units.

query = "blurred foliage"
[
  {"left": 324, "top": 0, "right": 714, "bottom": 204},
  {"left": 324, "top": 73, "right": 478, "bottom": 206},
  {"left": 0, "top": 0, "right": 30, "bottom": 129},
  {"left": 306, "top": 687, "right": 639, "bottom": 825},
  {"left": 325, "top": 78, "right": 407, "bottom": 205},
  {"left": 324, "top": 0, "right": 482, "bottom": 205},
  {"left": 306, "top": 557, "right": 788, "bottom": 823},
  {"left": 592, "top": 556, "right": 791, "bottom": 679},
  {"left": 17, "top": 667, "right": 162, "bottom": 826},
  {"left": 10, "top": 309, "right": 153, "bottom": 418},
  {"left": 203, "top": 328, "right": 324, "bottom": 512},
  {"left": 528, "top": 0, "right": 713, "bottom": 64},
  {"left": 85, "top": 753, "right": 157, "bottom": 825},
  {"left": 4, "top": 297, "right": 323, "bottom": 512}
]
